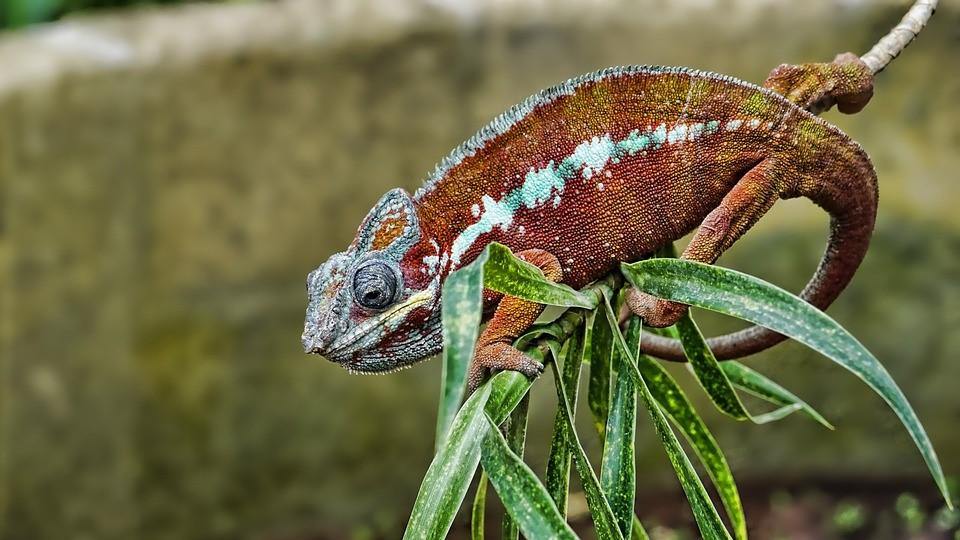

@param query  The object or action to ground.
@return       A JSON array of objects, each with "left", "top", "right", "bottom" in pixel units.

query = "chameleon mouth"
[{"left": 324, "top": 289, "right": 434, "bottom": 360}]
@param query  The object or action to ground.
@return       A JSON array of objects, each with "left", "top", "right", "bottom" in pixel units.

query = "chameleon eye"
[{"left": 352, "top": 260, "right": 399, "bottom": 310}]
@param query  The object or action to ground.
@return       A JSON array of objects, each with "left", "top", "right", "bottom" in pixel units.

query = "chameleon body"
[{"left": 302, "top": 56, "right": 877, "bottom": 387}]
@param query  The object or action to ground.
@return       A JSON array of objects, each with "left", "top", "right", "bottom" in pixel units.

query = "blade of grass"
[
  {"left": 472, "top": 472, "right": 488, "bottom": 540},
  {"left": 600, "top": 294, "right": 732, "bottom": 540},
  {"left": 656, "top": 245, "right": 801, "bottom": 426},
  {"left": 721, "top": 361, "right": 833, "bottom": 429},
  {"left": 545, "top": 329, "right": 586, "bottom": 514},
  {"left": 480, "top": 414, "right": 579, "bottom": 540},
  {"left": 622, "top": 258, "right": 952, "bottom": 508},
  {"left": 549, "top": 347, "right": 625, "bottom": 540},
  {"left": 501, "top": 393, "right": 531, "bottom": 540},
  {"left": 600, "top": 316, "right": 642, "bottom": 538}
]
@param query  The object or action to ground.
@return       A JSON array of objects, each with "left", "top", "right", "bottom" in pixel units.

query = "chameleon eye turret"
[{"left": 352, "top": 259, "right": 400, "bottom": 310}]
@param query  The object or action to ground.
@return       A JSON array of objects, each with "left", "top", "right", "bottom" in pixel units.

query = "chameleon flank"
[{"left": 303, "top": 56, "right": 878, "bottom": 387}]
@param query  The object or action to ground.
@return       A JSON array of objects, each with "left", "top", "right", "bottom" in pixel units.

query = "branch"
[{"left": 861, "top": 0, "right": 938, "bottom": 74}]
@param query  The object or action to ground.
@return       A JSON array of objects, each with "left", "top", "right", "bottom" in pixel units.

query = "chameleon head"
[{"left": 302, "top": 188, "right": 444, "bottom": 373}]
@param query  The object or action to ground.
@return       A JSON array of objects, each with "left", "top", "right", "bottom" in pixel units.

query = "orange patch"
[{"left": 371, "top": 215, "right": 408, "bottom": 251}]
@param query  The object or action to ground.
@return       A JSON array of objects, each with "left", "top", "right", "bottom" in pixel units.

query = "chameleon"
[{"left": 301, "top": 52, "right": 880, "bottom": 390}]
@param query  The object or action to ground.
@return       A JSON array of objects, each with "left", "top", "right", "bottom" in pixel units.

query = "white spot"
[
  {"left": 553, "top": 194, "right": 561, "bottom": 207},
  {"left": 570, "top": 135, "right": 615, "bottom": 179},
  {"left": 725, "top": 119, "right": 743, "bottom": 131},
  {"left": 597, "top": 182, "right": 605, "bottom": 191},
  {"left": 604, "top": 170, "right": 612, "bottom": 178},
  {"left": 471, "top": 204, "right": 480, "bottom": 217},
  {"left": 518, "top": 225, "right": 525, "bottom": 235},
  {"left": 747, "top": 119, "right": 761, "bottom": 129}
]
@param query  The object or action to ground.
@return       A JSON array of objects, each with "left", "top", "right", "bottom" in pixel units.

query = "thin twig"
[{"left": 861, "top": 0, "right": 938, "bottom": 74}]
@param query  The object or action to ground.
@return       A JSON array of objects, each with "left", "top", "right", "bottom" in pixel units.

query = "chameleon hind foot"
[
  {"left": 764, "top": 52, "right": 873, "bottom": 114},
  {"left": 626, "top": 288, "right": 687, "bottom": 328},
  {"left": 466, "top": 342, "right": 544, "bottom": 394},
  {"left": 465, "top": 249, "right": 561, "bottom": 395}
]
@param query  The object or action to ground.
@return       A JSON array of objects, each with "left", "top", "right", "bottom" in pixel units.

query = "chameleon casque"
[{"left": 301, "top": 53, "right": 879, "bottom": 390}]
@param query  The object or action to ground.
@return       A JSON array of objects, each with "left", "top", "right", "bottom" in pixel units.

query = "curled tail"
[{"left": 641, "top": 128, "right": 878, "bottom": 361}]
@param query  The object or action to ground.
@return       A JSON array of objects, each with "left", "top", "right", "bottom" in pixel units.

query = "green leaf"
[
  {"left": 408, "top": 382, "right": 493, "bottom": 540},
  {"left": 549, "top": 342, "right": 625, "bottom": 540},
  {"left": 649, "top": 246, "right": 814, "bottom": 428},
  {"left": 634, "top": 354, "right": 746, "bottom": 540},
  {"left": 632, "top": 515, "right": 651, "bottom": 540},
  {"left": 600, "top": 295, "right": 732, "bottom": 540},
  {"left": 676, "top": 315, "right": 801, "bottom": 425},
  {"left": 622, "top": 258, "right": 952, "bottom": 508},
  {"left": 436, "top": 249, "right": 489, "bottom": 450},
  {"left": 501, "top": 394, "right": 531, "bottom": 540},
  {"left": 545, "top": 330, "right": 585, "bottom": 515},
  {"left": 480, "top": 414, "right": 578, "bottom": 540},
  {"left": 601, "top": 316, "right": 642, "bottom": 538},
  {"left": 721, "top": 361, "right": 833, "bottom": 429},
  {"left": 405, "top": 372, "right": 532, "bottom": 540},
  {"left": 674, "top": 314, "right": 751, "bottom": 421},
  {"left": 471, "top": 472, "right": 487, "bottom": 540},
  {"left": 587, "top": 308, "right": 614, "bottom": 440},
  {"left": 482, "top": 243, "right": 597, "bottom": 308}
]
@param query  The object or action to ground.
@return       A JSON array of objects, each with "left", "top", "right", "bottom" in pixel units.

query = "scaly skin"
[{"left": 302, "top": 54, "right": 877, "bottom": 388}]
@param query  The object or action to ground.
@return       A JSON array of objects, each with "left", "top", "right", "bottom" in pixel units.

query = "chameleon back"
[{"left": 414, "top": 66, "right": 825, "bottom": 287}]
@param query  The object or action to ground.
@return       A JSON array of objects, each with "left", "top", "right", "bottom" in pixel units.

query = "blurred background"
[{"left": 0, "top": 0, "right": 958, "bottom": 538}]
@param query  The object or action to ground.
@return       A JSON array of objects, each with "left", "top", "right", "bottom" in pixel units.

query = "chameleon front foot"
[
  {"left": 466, "top": 342, "right": 544, "bottom": 394},
  {"left": 626, "top": 288, "right": 688, "bottom": 328}
]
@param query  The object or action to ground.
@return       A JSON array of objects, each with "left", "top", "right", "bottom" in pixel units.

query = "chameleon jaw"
[{"left": 322, "top": 288, "right": 435, "bottom": 363}]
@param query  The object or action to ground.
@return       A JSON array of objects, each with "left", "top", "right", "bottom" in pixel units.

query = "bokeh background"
[{"left": 1, "top": 0, "right": 958, "bottom": 538}]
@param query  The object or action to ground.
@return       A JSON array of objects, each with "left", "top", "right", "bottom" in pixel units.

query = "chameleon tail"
[{"left": 640, "top": 132, "right": 878, "bottom": 361}]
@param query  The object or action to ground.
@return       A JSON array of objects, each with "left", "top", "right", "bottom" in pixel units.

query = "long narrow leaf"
[
  {"left": 635, "top": 354, "right": 746, "bottom": 540},
  {"left": 549, "top": 343, "right": 625, "bottom": 540},
  {"left": 632, "top": 515, "right": 651, "bottom": 540},
  {"left": 545, "top": 329, "right": 586, "bottom": 514},
  {"left": 501, "top": 394, "right": 531, "bottom": 540},
  {"left": 436, "top": 249, "right": 489, "bottom": 449},
  {"left": 472, "top": 473, "right": 488, "bottom": 540},
  {"left": 675, "top": 315, "right": 801, "bottom": 425},
  {"left": 656, "top": 245, "right": 797, "bottom": 426},
  {"left": 600, "top": 295, "right": 732, "bottom": 540},
  {"left": 408, "top": 383, "right": 493, "bottom": 539},
  {"left": 483, "top": 243, "right": 596, "bottom": 308},
  {"left": 481, "top": 414, "right": 578, "bottom": 540},
  {"left": 601, "top": 317, "right": 642, "bottom": 538},
  {"left": 622, "top": 258, "right": 952, "bottom": 508},
  {"left": 587, "top": 308, "right": 614, "bottom": 440},
  {"left": 675, "top": 314, "right": 750, "bottom": 420},
  {"left": 405, "top": 372, "right": 532, "bottom": 540},
  {"left": 721, "top": 361, "right": 833, "bottom": 429}
]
